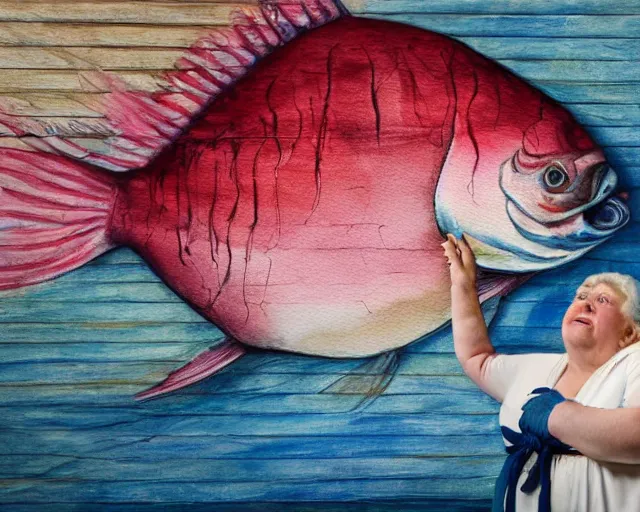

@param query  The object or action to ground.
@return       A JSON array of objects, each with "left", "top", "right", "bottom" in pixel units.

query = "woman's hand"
[{"left": 441, "top": 233, "right": 477, "bottom": 290}]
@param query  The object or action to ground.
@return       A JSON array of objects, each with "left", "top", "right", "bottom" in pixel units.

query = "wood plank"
[
  {"left": 0, "top": 323, "right": 222, "bottom": 342},
  {"left": 0, "top": 282, "right": 184, "bottom": 302},
  {"left": 0, "top": 70, "right": 162, "bottom": 92},
  {"left": 0, "top": 16, "right": 638, "bottom": 51},
  {"left": 362, "top": 0, "right": 640, "bottom": 15},
  {"left": 0, "top": 344, "right": 461, "bottom": 374},
  {"left": 0, "top": 342, "right": 201, "bottom": 363},
  {"left": 0, "top": 411, "right": 500, "bottom": 436},
  {"left": 0, "top": 362, "right": 349, "bottom": 388},
  {"left": 0, "top": 3, "right": 237, "bottom": 25},
  {"left": 595, "top": 128, "right": 640, "bottom": 146},
  {"left": 0, "top": 431, "right": 505, "bottom": 459},
  {"left": 0, "top": 504, "right": 496, "bottom": 512},
  {"left": 0, "top": 388, "right": 499, "bottom": 415},
  {"left": 0, "top": 47, "right": 183, "bottom": 70},
  {"left": 1, "top": 455, "right": 504, "bottom": 481},
  {"left": 537, "top": 83, "right": 640, "bottom": 104},
  {"left": 369, "top": 14, "right": 640, "bottom": 38},
  {"left": 458, "top": 37, "right": 640, "bottom": 60},
  {"left": 621, "top": 168, "right": 640, "bottom": 187},
  {"left": 0, "top": 301, "right": 207, "bottom": 323},
  {"left": 500, "top": 59, "right": 640, "bottom": 82},
  {"left": 0, "top": 23, "right": 205, "bottom": 47},
  {"left": 0, "top": 362, "right": 475, "bottom": 394},
  {"left": 0, "top": 477, "right": 497, "bottom": 503},
  {"left": 604, "top": 147, "right": 640, "bottom": 168},
  {"left": 0, "top": 454, "right": 75, "bottom": 479},
  {"left": 569, "top": 104, "right": 640, "bottom": 126}
]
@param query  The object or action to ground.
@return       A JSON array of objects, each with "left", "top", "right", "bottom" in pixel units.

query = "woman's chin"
[{"left": 561, "top": 326, "right": 595, "bottom": 348}]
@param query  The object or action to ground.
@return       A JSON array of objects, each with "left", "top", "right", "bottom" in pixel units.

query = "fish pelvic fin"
[
  {"left": 0, "top": 1, "right": 349, "bottom": 173},
  {"left": 135, "top": 338, "right": 247, "bottom": 401},
  {"left": 0, "top": 148, "right": 118, "bottom": 291}
]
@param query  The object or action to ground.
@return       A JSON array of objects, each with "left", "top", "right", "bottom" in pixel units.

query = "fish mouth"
[
  {"left": 506, "top": 163, "right": 630, "bottom": 250},
  {"left": 583, "top": 193, "right": 629, "bottom": 232}
]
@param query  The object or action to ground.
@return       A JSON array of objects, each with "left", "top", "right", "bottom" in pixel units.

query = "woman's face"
[{"left": 561, "top": 282, "right": 635, "bottom": 357}]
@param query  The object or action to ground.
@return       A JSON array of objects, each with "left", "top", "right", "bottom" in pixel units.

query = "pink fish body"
[{"left": 0, "top": 0, "right": 629, "bottom": 399}]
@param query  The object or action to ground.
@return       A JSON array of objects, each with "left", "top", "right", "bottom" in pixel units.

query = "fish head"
[
  {"left": 496, "top": 110, "right": 629, "bottom": 269},
  {"left": 436, "top": 102, "right": 630, "bottom": 273}
]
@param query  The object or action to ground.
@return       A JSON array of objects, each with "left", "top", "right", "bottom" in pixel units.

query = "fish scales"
[{"left": 113, "top": 18, "right": 459, "bottom": 356}]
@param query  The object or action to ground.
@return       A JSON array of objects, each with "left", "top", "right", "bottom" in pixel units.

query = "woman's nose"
[{"left": 584, "top": 302, "right": 593, "bottom": 313}]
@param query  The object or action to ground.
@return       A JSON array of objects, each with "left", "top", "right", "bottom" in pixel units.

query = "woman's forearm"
[
  {"left": 442, "top": 234, "right": 496, "bottom": 385},
  {"left": 549, "top": 401, "right": 640, "bottom": 464},
  {"left": 451, "top": 282, "right": 495, "bottom": 367}
]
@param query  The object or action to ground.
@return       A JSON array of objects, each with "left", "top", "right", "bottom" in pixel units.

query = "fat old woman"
[{"left": 442, "top": 233, "right": 640, "bottom": 512}]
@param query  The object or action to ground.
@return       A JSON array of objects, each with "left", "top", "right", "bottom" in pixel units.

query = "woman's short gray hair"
[{"left": 580, "top": 272, "right": 640, "bottom": 325}]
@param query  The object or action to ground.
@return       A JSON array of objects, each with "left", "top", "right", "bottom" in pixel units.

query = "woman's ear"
[{"left": 620, "top": 322, "right": 640, "bottom": 349}]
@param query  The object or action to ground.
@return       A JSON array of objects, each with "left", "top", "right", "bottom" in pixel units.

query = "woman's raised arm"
[{"left": 442, "top": 233, "right": 497, "bottom": 392}]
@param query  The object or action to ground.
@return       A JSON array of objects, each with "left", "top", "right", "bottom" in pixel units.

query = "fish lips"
[{"left": 506, "top": 164, "right": 630, "bottom": 250}]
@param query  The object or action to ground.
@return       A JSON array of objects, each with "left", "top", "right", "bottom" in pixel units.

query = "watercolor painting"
[{"left": 0, "top": 0, "right": 638, "bottom": 510}]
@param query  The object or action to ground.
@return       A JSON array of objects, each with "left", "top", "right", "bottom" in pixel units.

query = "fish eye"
[{"left": 543, "top": 165, "right": 569, "bottom": 191}]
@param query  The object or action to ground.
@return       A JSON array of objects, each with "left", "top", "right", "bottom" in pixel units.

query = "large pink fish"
[{"left": 0, "top": 0, "right": 629, "bottom": 399}]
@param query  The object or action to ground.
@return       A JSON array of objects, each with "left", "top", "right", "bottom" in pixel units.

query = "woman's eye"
[
  {"left": 598, "top": 296, "right": 610, "bottom": 304},
  {"left": 543, "top": 166, "right": 569, "bottom": 190}
]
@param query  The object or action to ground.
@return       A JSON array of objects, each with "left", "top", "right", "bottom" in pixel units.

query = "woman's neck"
[{"left": 565, "top": 344, "right": 617, "bottom": 376}]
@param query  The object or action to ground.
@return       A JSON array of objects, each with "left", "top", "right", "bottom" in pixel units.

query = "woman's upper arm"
[
  {"left": 463, "top": 352, "right": 523, "bottom": 402},
  {"left": 623, "top": 355, "right": 640, "bottom": 408}
]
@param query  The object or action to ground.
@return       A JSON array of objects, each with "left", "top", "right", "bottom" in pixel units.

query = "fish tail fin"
[
  {"left": 0, "top": 148, "right": 118, "bottom": 290},
  {"left": 135, "top": 339, "right": 246, "bottom": 401}
]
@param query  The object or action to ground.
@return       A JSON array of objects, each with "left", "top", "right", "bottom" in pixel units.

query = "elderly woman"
[{"left": 442, "top": 233, "right": 640, "bottom": 511}]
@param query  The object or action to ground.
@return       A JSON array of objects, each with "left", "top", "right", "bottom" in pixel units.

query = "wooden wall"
[{"left": 0, "top": 1, "right": 638, "bottom": 510}]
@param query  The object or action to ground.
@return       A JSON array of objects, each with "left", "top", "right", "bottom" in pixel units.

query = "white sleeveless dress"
[{"left": 483, "top": 342, "right": 640, "bottom": 511}]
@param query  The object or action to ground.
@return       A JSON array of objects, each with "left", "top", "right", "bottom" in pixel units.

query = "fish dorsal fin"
[{"left": 0, "top": 0, "right": 349, "bottom": 172}]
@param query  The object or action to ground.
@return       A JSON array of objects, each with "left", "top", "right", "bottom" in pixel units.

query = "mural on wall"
[{"left": 0, "top": 0, "right": 630, "bottom": 403}]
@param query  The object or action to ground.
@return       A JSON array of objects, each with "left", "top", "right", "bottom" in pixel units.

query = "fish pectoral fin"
[
  {"left": 134, "top": 338, "right": 246, "bottom": 401},
  {"left": 476, "top": 268, "right": 536, "bottom": 303},
  {"left": 320, "top": 350, "right": 400, "bottom": 410}
]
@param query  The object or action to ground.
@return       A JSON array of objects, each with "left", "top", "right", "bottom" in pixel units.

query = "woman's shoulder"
[
  {"left": 487, "top": 352, "right": 565, "bottom": 388},
  {"left": 494, "top": 351, "right": 564, "bottom": 367}
]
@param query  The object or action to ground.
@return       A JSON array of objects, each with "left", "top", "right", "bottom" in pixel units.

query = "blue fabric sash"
[{"left": 492, "top": 426, "right": 580, "bottom": 512}]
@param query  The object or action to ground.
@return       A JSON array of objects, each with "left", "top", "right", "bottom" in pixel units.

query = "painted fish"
[{"left": 0, "top": 0, "right": 629, "bottom": 400}]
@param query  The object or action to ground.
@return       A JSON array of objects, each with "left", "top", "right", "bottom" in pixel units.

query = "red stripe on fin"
[
  {"left": 135, "top": 339, "right": 247, "bottom": 401},
  {"left": 0, "top": 149, "right": 117, "bottom": 290},
  {"left": 0, "top": 0, "right": 348, "bottom": 173}
]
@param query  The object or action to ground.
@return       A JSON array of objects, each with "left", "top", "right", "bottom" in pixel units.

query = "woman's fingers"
[
  {"left": 458, "top": 234, "right": 476, "bottom": 269},
  {"left": 441, "top": 234, "right": 464, "bottom": 272},
  {"left": 441, "top": 235, "right": 459, "bottom": 260}
]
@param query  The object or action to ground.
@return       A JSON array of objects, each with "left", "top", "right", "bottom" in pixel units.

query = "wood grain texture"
[{"left": 0, "top": 0, "right": 638, "bottom": 509}]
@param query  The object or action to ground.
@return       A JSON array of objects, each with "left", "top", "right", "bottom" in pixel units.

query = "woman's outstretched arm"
[
  {"left": 442, "top": 233, "right": 497, "bottom": 392},
  {"left": 549, "top": 400, "right": 640, "bottom": 464}
]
